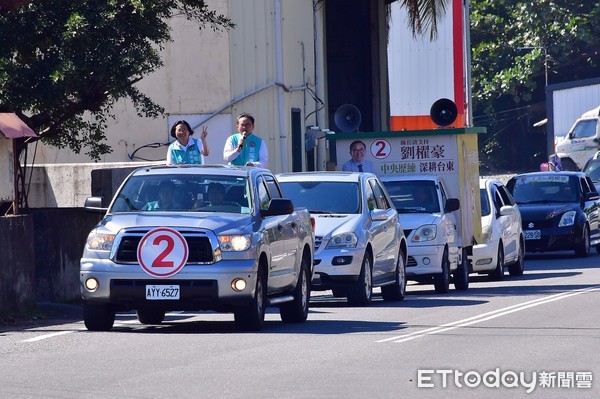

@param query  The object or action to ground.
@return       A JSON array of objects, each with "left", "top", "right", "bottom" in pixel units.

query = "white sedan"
[{"left": 472, "top": 178, "right": 525, "bottom": 280}]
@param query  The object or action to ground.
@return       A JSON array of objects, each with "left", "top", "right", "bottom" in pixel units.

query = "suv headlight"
[
  {"left": 219, "top": 235, "right": 252, "bottom": 251},
  {"left": 326, "top": 232, "right": 358, "bottom": 248},
  {"left": 411, "top": 224, "right": 437, "bottom": 243},
  {"left": 86, "top": 231, "right": 115, "bottom": 251},
  {"left": 558, "top": 211, "right": 576, "bottom": 227}
]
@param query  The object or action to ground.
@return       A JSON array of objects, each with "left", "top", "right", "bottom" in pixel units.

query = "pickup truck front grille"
[{"left": 114, "top": 229, "right": 215, "bottom": 264}]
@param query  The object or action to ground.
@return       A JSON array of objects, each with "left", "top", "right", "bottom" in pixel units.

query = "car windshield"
[
  {"left": 480, "top": 188, "right": 491, "bottom": 216},
  {"left": 110, "top": 174, "right": 251, "bottom": 214},
  {"left": 571, "top": 119, "right": 597, "bottom": 139},
  {"left": 583, "top": 160, "right": 600, "bottom": 182},
  {"left": 510, "top": 175, "right": 578, "bottom": 204},
  {"left": 382, "top": 180, "right": 440, "bottom": 213},
  {"left": 279, "top": 181, "right": 360, "bottom": 214}
]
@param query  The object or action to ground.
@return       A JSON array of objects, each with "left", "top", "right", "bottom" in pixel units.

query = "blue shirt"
[
  {"left": 167, "top": 138, "right": 204, "bottom": 165},
  {"left": 342, "top": 159, "right": 375, "bottom": 173}
]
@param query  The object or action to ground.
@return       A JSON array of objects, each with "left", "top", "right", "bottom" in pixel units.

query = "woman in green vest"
[
  {"left": 166, "top": 120, "right": 210, "bottom": 165},
  {"left": 223, "top": 113, "right": 268, "bottom": 168}
]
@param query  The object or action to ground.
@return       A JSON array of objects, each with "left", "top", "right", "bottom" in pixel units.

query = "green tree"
[
  {"left": 470, "top": 0, "right": 600, "bottom": 172},
  {"left": 0, "top": 0, "right": 232, "bottom": 160}
]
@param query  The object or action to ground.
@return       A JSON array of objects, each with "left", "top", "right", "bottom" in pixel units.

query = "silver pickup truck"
[{"left": 80, "top": 165, "right": 314, "bottom": 331}]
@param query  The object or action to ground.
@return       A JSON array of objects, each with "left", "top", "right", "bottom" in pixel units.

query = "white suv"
[{"left": 381, "top": 175, "right": 468, "bottom": 293}]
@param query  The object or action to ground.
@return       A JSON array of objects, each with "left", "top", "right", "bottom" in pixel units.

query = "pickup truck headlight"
[
  {"left": 411, "top": 224, "right": 437, "bottom": 243},
  {"left": 86, "top": 231, "right": 115, "bottom": 251},
  {"left": 558, "top": 211, "right": 576, "bottom": 227},
  {"left": 326, "top": 232, "right": 358, "bottom": 249},
  {"left": 219, "top": 235, "right": 252, "bottom": 251}
]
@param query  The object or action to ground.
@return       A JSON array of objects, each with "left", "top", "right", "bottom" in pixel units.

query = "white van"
[{"left": 555, "top": 105, "right": 600, "bottom": 169}]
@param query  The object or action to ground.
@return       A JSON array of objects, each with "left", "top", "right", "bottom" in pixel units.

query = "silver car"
[
  {"left": 80, "top": 165, "right": 314, "bottom": 331},
  {"left": 277, "top": 172, "right": 407, "bottom": 305}
]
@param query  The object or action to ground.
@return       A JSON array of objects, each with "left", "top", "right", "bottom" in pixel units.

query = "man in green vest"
[{"left": 223, "top": 113, "right": 269, "bottom": 168}]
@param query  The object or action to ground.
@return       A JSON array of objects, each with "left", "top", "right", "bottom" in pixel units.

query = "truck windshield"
[
  {"left": 279, "top": 181, "right": 360, "bottom": 214},
  {"left": 109, "top": 175, "right": 251, "bottom": 214},
  {"left": 382, "top": 180, "right": 440, "bottom": 213},
  {"left": 571, "top": 119, "right": 597, "bottom": 138}
]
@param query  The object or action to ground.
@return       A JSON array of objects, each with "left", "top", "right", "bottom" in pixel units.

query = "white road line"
[
  {"left": 20, "top": 330, "right": 76, "bottom": 343},
  {"left": 376, "top": 285, "right": 600, "bottom": 343}
]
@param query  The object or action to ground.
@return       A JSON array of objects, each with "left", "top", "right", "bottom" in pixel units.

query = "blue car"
[{"left": 506, "top": 171, "right": 600, "bottom": 257}]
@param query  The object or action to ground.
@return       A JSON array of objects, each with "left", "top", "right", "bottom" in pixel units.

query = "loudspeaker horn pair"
[
  {"left": 334, "top": 104, "right": 361, "bottom": 133},
  {"left": 430, "top": 98, "right": 458, "bottom": 127}
]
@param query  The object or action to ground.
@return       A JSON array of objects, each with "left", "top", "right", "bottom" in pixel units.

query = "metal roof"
[{"left": 0, "top": 113, "right": 37, "bottom": 138}]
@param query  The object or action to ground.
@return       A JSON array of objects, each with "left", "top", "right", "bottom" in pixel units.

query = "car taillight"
[{"left": 310, "top": 217, "right": 316, "bottom": 232}]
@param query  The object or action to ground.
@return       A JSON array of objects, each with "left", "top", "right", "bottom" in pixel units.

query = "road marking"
[
  {"left": 376, "top": 285, "right": 600, "bottom": 343},
  {"left": 20, "top": 330, "right": 76, "bottom": 343}
]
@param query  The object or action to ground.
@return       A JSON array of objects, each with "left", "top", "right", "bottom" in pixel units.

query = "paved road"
[{"left": 1, "top": 251, "right": 599, "bottom": 399}]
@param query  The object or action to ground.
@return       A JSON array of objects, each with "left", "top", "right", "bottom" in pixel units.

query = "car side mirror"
[
  {"left": 499, "top": 205, "right": 515, "bottom": 217},
  {"left": 260, "top": 198, "right": 294, "bottom": 217},
  {"left": 445, "top": 198, "right": 460, "bottom": 213},
  {"left": 370, "top": 209, "right": 388, "bottom": 221},
  {"left": 585, "top": 192, "right": 600, "bottom": 201}
]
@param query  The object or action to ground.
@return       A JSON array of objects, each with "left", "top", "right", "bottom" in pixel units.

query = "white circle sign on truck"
[{"left": 137, "top": 227, "right": 189, "bottom": 277}]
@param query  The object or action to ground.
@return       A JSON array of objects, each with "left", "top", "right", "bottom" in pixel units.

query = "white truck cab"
[{"left": 555, "top": 105, "right": 600, "bottom": 169}]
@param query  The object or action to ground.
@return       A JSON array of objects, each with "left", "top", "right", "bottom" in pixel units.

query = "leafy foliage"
[
  {"left": 471, "top": 0, "right": 600, "bottom": 172},
  {"left": 0, "top": 0, "right": 233, "bottom": 160}
]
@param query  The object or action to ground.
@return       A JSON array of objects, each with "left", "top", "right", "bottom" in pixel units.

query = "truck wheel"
[
  {"left": 136, "top": 308, "right": 166, "bottom": 325},
  {"left": 508, "top": 240, "right": 525, "bottom": 276},
  {"left": 489, "top": 245, "right": 504, "bottom": 281},
  {"left": 234, "top": 268, "right": 266, "bottom": 331},
  {"left": 453, "top": 248, "right": 469, "bottom": 291},
  {"left": 381, "top": 249, "right": 407, "bottom": 301},
  {"left": 347, "top": 252, "right": 373, "bottom": 306},
  {"left": 83, "top": 303, "right": 115, "bottom": 332},
  {"left": 280, "top": 256, "right": 310, "bottom": 323},
  {"left": 433, "top": 248, "right": 450, "bottom": 294}
]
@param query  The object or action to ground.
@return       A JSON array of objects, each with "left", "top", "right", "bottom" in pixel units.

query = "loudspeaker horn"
[
  {"left": 430, "top": 98, "right": 458, "bottom": 127},
  {"left": 334, "top": 104, "right": 361, "bottom": 133}
]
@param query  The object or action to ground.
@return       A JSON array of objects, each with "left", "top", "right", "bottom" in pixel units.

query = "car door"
[
  {"left": 495, "top": 183, "right": 519, "bottom": 262},
  {"left": 367, "top": 178, "right": 398, "bottom": 279},
  {"left": 581, "top": 176, "right": 600, "bottom": 244},
  {"left": 259, "top": 174, "right": 297, "bottom": 291}
]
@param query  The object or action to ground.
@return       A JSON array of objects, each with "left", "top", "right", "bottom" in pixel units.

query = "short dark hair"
[
  {"left": 349, "top": 140, "right": 366, "bottom": 151},
  {"left": 170, "top": 120, "right": 194, "bottom": 138},
  {"left": 236, "top": 113, "right": 255, "bottom": 125}
]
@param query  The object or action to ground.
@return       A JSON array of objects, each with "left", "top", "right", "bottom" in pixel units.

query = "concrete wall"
[
  {"left": 26, "top": 161, "right": 160, "bottom": 208},
  {"left": 0, "top": 215, "right": 36, "bottom": 314},
  {"left": 30, "top": 208, "right": 103, "bottom": 302}
]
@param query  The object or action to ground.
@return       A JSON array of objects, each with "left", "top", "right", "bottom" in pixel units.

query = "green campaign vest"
[{"left": 230, "top": 134, "right": 263, "bottom": 166}]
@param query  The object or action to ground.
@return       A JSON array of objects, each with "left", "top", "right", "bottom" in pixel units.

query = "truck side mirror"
[
  {"left": 261, "top": 198, "right": 294, "bottom": 217},
  {"left": 445, "top": 198, "right": 460, "bottom": 213}
]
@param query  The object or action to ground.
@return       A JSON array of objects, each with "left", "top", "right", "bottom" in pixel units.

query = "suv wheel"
[
  {"left": 280, "top": 255, "right": 310, "bottom": 323},
  {"left": 234, "top": 267, "right": 266, "bottom": 331},
  {"left": 433, "top": 248, "right": 450, "bottom": 294},
  {"left": 83, "top": 303, "right": 115, "bottom": 332},
  {"left": 347, "top": 252, "right": 373, "bottom": 306},
  {"left": 381, "top": 249, "right": 407, "bottom": 301}
]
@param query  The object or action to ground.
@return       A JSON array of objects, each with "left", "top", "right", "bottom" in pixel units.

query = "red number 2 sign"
[
  {"left": 370, "top": 139, "right": 391, "bottom": 160},
  {"left": 137, "top": 227, "right": 189, "bottom": 277}
]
